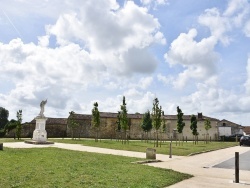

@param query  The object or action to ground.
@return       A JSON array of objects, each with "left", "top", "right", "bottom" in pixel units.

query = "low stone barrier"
[{"left": 146, "top": 148, "right": 156, "bottom": 159}]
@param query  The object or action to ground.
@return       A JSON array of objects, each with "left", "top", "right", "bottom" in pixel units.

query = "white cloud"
[
  {"left": 164, "top": 29, "right": 218, "bottom": 88},
  {"left": 244, "top": 20, "right": 250, "bottom": 37},
  {"left": 46, "top": 1, "right": 164, "bottom": 75},
  {"left": 0, "top": 0, "right": 166, "bottom": 121},
  {"left": 198, "top": 8, "right": 231, "bottom": 45},
  {"left": 244, "top": 56, "right": 250, "bottom": 94},
  {"left": 157, "top": 74, "right": 173, "bottom": 85},
  {"left": 140, "top": 0, "right": 169, "bottom": 9},
  {"left": 198, "top": 0, "right": 250, "bottom": 45}
]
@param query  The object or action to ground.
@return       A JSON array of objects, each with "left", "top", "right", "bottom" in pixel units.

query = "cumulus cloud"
[
  {"left": 46, "top": 0, "right": 164, "bottom": 75},
  {"left": 164, "top": 29, "right": 218, "bottom": 88},
  {"left": 198, "top": 0, "right": 250, "bottom": 44},
  {"left": 157, "top": 74, "right": 173, "bottom": 85},
  {"left": 181, "top": 74, "right": 250, "bottom": 119},
  {"left": 198, "top": 8, "right": 231, "bottom": 45},
  {"left": 0, "top": 0, "right": 165, "bottom": 121},
  {"left": 244, "top": 56, "right": 250, "bottom": 93},
  {"left": 244, "top": 20, "right": 250, "bottom": 37},
  {"left": 140, "top": 0, "right": 169, "bottom": 9}
]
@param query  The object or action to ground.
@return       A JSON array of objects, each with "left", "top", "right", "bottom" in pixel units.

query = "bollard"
[
  {"left": 235, "top": 152, "right": 239, "bottom": 183},
  {"left": 0, "top": 143, "right": 3, "bottom": 150},
  {"left": 169, "top": 142, "right": 172, "bottom": 158}
]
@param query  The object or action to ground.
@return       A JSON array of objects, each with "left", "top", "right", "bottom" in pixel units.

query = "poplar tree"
[
  {"left": 16, "top": 110, "right": 22, "bottom": 140},
  {"left": 151, "top": 98, "right": 162, "bottom": 147},
  {"left": 141, "top": 110, "right": 152, "bottom": 142},
  {"left": 190, "top": 115, "right": 198, "bottom": 144},
  {"left": 91, "top": 102, "right": 100, "bottom": 142},
  {"left": 176, "top": 106, "right": 185, "bottom": 137},
  {"left": 68, "top": 111, "right": 79, "bottom": 139},
  {"left": 120, "top": 96, "right": 129, "bottom": 143},
  {"left": 204, "top": 119, "right": 211, "bottom": 143}
]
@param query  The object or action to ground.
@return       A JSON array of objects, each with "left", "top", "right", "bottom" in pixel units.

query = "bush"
[{"left": 0, "top": 129, "right": 6, "bottom": 137}]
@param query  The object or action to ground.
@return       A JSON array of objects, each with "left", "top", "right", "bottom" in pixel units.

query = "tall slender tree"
[
  {"left": 141, "top": 110, "right": 152, "bottom": 142},
  {"left": 176, "top": 106, "right": 185, "bottom": 138},
  {"left": 68, "top": 111, "right": 79, "bottom": 139},
  {"left": 204, "top": 119, "right": 211, "bottom": 143},
  {"left": 116, "top": 111, "right": 121, "bottom": 131},
  {"left": 16, "top": 110, "right": 22, "bottom": 140},
  {"left": 190, "top": 115, "right": 198, "bottom": 144},
  {"left": 120, "top": 96, "right": 129, "bottom": 144},
  {"left": 91, "top": 102, "right": 100, "bottom": 142},
  {"left": 151, "top": 98, "right": 162, "bottom": 147}
]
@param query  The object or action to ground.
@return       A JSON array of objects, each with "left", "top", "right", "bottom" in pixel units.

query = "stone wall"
[{"left": 6, "top": 113, "right": 241, "bottom": 141}]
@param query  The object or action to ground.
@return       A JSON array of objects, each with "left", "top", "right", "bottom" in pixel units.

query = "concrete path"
[{"left": 3, "top": 142, "right": 250, "bottom": 187}]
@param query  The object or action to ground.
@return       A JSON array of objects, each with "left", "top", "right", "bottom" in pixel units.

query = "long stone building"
[{"left": 6, "top": 112, "right": 243, "bottom": 140}]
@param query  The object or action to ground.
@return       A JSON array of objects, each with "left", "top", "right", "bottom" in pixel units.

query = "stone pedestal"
[
  {"left": 25, "top": 115, "right": 54, "bottom": 145},
  {"left": 33, "top": 117, "right": 47, "bottom": 142}
]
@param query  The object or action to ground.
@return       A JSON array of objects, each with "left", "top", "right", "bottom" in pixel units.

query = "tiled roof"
[
  {"left": 243, "top": 126, "right": 250, "bottom": 134},
  {"left": 24, "top": 112, "right": 236, "bottom": 126},
  {"left": 219, "top": 119, "right": 243, "bottom": 127},
  {"left": 27, "top": 117, "right": 68, "bottom": 125}
]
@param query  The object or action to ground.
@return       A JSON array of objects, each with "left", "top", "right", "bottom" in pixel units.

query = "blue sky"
[{"left": 0, "top": 0, "right": 250, "bottom": 125}]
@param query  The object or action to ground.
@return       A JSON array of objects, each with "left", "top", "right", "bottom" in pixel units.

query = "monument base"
[
  {"left": 32, "top": 116, "right": 48, "bottom": 142},
  {"left": 25, "top": 140, "right": 54, "bottom": 145}
]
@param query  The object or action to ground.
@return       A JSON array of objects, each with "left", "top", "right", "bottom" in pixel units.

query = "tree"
[
  {"left": 190, "top": 115, "right": 198, "bottom": 144},
  {"left": 91, "top": 102, "right": 100, "bottom": 142},
  {"left": 4, "top": 119, "right": 18, "bottom": 134},
  {"left": 204, "top": 119, "right": 211, "bottom": 143},
  {"left": 151, "top": 98, "right": 162, "bottom": 147},
  {"left": 141, "top": 110, "right": 152, "bottom": 142},
  {"left": 16, "top": 110, "right": 22, "bottom": 140},
  {"left": 176, "top": 106, "right": 185, "bottom": 135},
  {"left": 120, "top": 96, "right": 129, "bottom": 144},
  {"left": 67, "top": 111, "right": 79, "bottom": 139},
  {"left": 116, "top": 111, "right": 121, "bottom": 132},
  {"left": 161, "top": 111, "right": 166, "bottom": 133},
  {"left": 0, "top": 107, "right": 9, "bottom": 130}
]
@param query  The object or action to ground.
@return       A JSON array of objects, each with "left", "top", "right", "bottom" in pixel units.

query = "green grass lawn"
[
  {"left": 0, "top": 147, "right": 191, "bottom": 188},
  {"left": 48, "top": 138, "right": 239, "bottom": 156}
]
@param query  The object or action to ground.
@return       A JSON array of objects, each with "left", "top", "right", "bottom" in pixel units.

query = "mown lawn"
[
  {"left": 48, "top": 138, "right": 239, "bottom": 156},
  {"left": 0, "top": 147, "right": 191, "bottom": 188}
]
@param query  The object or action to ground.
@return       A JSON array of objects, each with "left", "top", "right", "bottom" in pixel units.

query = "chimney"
[{"left": 198, "top": 113, "right": 203, "bottom": 119}]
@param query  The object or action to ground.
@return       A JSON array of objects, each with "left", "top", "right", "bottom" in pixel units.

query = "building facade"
[{"left": 7, "top": 112, "right": 243, "bottom": 140}]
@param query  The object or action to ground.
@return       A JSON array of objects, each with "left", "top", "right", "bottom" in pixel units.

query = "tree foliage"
[
  {"left": 0, "top": 107, "right": 9, "bottom": 130},
  {"left": 116, "top": 111, "right": 121, "bottom": 132},
  {"left": 120, "top": 96, "right": 128, "bottom": 131},
  {"left": 4, "top": 119, "right": 18, "bottom": 133},
  {"left": 161, "top": 111, "right": 166, "bottom": 133},
  {"left": 190, "top": 115, "right": 198, "bottom": 136},
  {"left": 204, "top": 118, "right": 211, "bottom": 144},
  {"left": 68, "top": 111, "right": 79, "bottom": 139},
  {"left": 176, "top": 106, "right": 185, "bottom": 134},
  {"left": 16, "top": 110, "right": 22, "bottom": 140},
  {"left": 151, "top": 98, "right": 162, "bottom": 147},
  {"left": 141, "top": 110, "right": 152, "bottom": 132},
  {"left": 91, "top": 102, "right": 100, "bottom": 141},
  {"left": 204, "top": 119, "right": 211, "bottom": 132}
]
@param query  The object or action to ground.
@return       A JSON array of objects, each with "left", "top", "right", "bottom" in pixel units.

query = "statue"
[{"left": 39, "top": 99, "right": 47, "bottom": 117}]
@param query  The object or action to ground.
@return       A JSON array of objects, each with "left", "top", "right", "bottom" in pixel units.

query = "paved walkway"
[{"left": 3, "top": 142, "right": 250, "bottom": 187}]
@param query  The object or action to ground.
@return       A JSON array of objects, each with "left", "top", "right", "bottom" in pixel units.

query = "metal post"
[
  {"left": 169, "top": 142, "right": 172, "bottom": 158},
  {"left": 235, "top": 152, "right": 239, "bottom": 183}
]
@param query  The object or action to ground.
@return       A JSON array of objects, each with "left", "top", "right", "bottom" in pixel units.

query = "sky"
[{"left": 0, "top": 0, "right": 250, "bottom": 125}]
